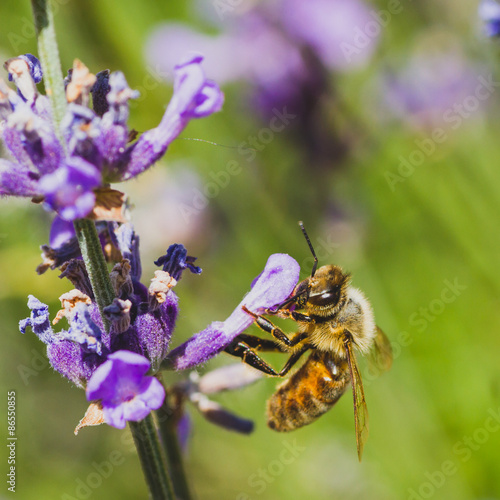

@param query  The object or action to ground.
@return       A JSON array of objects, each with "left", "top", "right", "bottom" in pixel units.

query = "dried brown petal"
[
  {"left": 109, "top": 259, "right": 133, "bottom": 297},
  {"left": 74, "top": 401, "right": 105, "bottom": 435},
  {"left": 89, "top": 188, "right": 126, "bottom": 222}
]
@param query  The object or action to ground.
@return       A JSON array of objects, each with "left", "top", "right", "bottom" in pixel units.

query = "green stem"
[
  {"left": 73, "top": 219, "right": 115, "bottom": 332},
  {"left": 30, "top": 0, "right": 67, "bottom": 145},
  {"left": 156, "top": 393, "right": 192, "bottom": 500},
  {"left": 129, "top": 415, "right": 175, "bottom": 500}
]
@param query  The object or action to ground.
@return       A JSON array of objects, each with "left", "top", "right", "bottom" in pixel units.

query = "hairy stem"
[
  {"left": 130, "top": 415, "right": 176, "bottom": 500},
  {"left": 31, "top": 0, "right": 67, "bottom": 146},
  {"left": 73, "top": 219, "right": 115, "bottom": 332},
  {"left": 156, "top": 384, "right": 192, "bottom": 500}
]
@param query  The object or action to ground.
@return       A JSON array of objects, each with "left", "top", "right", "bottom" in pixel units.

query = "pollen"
[
  {"left": 149, "top": 270, "right": 178, "bottom": 304},
  {"left": 53, "top": 289, "right": 92, "bottom": 324}
]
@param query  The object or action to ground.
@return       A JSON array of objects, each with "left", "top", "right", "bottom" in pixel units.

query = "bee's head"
[
  {"left": 293, "top": 265, "right": 350, "bottom": 312},
  {"left": 270, "top": 222, "right": 349, "bottom": 314}
]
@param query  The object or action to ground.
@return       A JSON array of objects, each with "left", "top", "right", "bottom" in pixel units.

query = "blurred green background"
[{"left": 1, "top": 0, "right": 500, "bottom": 499}]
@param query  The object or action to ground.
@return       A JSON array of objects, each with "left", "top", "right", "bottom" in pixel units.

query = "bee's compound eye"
[{"left": 309, "top": 289, "right": 340, "bottom": 307}]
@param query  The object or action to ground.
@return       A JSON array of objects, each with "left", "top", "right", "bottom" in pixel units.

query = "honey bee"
[{"left": 225, "top": 222, "right": 393, "bottom": 460}]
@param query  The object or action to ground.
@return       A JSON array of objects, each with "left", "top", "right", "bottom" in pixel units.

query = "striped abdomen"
[{"left": 267, "top": 351, "right": 350, "bottom": 432}]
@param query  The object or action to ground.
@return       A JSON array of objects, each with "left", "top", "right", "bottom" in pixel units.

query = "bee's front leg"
[
  {"left": 266, "top": 308, "right": 315, "bottom": 323},
  {"left": 242, "top": 305, "right": 308, "bottom": 347}
]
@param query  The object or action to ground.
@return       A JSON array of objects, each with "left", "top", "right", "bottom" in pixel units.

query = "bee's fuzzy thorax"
[{"left": 304, "top": 285, "right": 376, "bottom": 357}]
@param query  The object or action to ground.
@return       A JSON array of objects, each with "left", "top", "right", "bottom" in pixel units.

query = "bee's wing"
[
  {"left": 345, "top": 335, "right": 369, "bottom": 462},
  {"left": 366, "top": 326, "right": 393, "bottom": 375}
]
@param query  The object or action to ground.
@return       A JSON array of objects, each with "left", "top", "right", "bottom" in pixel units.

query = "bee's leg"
[
  {"left": 237, "top": 333, "right": 285, "bottom": 352},
  {"left": 225, "top": 337, "right": 310, "bottom": 377},
  {"left": 242, "top": 306, "right": 308, "bottom": 347},
  {"left": 278, "top": 344, "right": 310, "bottom": 376},
  {"left": 267, "top": 309, "right": 314, "bottom": 323},
  {"left": 224, "top": 341, "right": 279, "bottom": 376}
]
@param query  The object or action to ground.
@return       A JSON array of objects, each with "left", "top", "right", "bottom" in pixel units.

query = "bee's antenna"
[{"left": 298, "top": 221, "right": 318, "bottom": 277}]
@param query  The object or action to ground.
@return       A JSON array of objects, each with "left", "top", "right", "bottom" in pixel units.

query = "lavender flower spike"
[
  {"left": 165, "top": 253, "right": 300, "bottom": 371},
  {"left": 86, "top": 350, "right": 165, "bottom": 429},
  {"left": 1, "top": 54, "right": 223, "bottom": 221}
]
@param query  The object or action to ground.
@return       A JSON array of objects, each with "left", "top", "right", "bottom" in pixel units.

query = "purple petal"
[
  {"left": 104, "top": 376, "right": 165, "bottom": 429},
  {"left": 38, "top": 156, "right": 101, "bottom": 220},
  {"left": 0, "top": 159, "right": 39, "bottom": 196},
  {"left": 6, "top": 99, "right": 64, "bottom": 176},
  {"left": 19, "top": 295, "right": 54, "bottom": 344},
  {"left": 20, "top": 295, "right": 102, "bottom": 388},
  {"left": 166, "top": 253, "right": 300, "bottom": 370},
  {"left": 118, "top": 57, "right": 223, "bottom": 181},
  {"left": 61, "top": 103, "right": 102, "bottom": 167},
  {"left": 101, "top": 402, "right": 127, "bottom": 429},
  {"left": 135, "top": 377, "right": 165, "bottom": 412},
  {"left": 49, "top": 217, "right": 76, "bottom": 249},
  {"left": 87, "top": 350, "right": 150, "bottom": 401},
  {"left": 1, "top": 121, "right": 34, "bottom": 169},
  {"left": 47, "top": 340, "right": 102, "bottom": 389},
  {"left": 133, "top": 292, "right": 178, "bottom": 372},
  {"left": 111, "top": 223, "right": 142, "bottom": 280},
  {"left": 86, "top": 351, "right": 165, "bottom": 429},
  {"left": 5, "top": 56, "right": 39, "bottom": 101},
  {"left": 20, "top": 54, "right": 42, "bottom": 83},
  {"left": 187, "top": 80, "right": 224, "bottom": 118},
  {"left": 95, "top": 72, "right": 139, "bottom": 180},
  {"left": 154, "top": 243, "right": 201, "bottom": 280},
  {"left": 105, "top": 71, "right": 139, "bottom": 124},
  {"left": 62, "top": 303, "right": 103, "bottom": 355}
]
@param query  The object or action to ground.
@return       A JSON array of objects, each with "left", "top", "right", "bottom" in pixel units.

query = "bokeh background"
[{"left": 1, "top": 0, "right": 500, "bottom": 499}]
